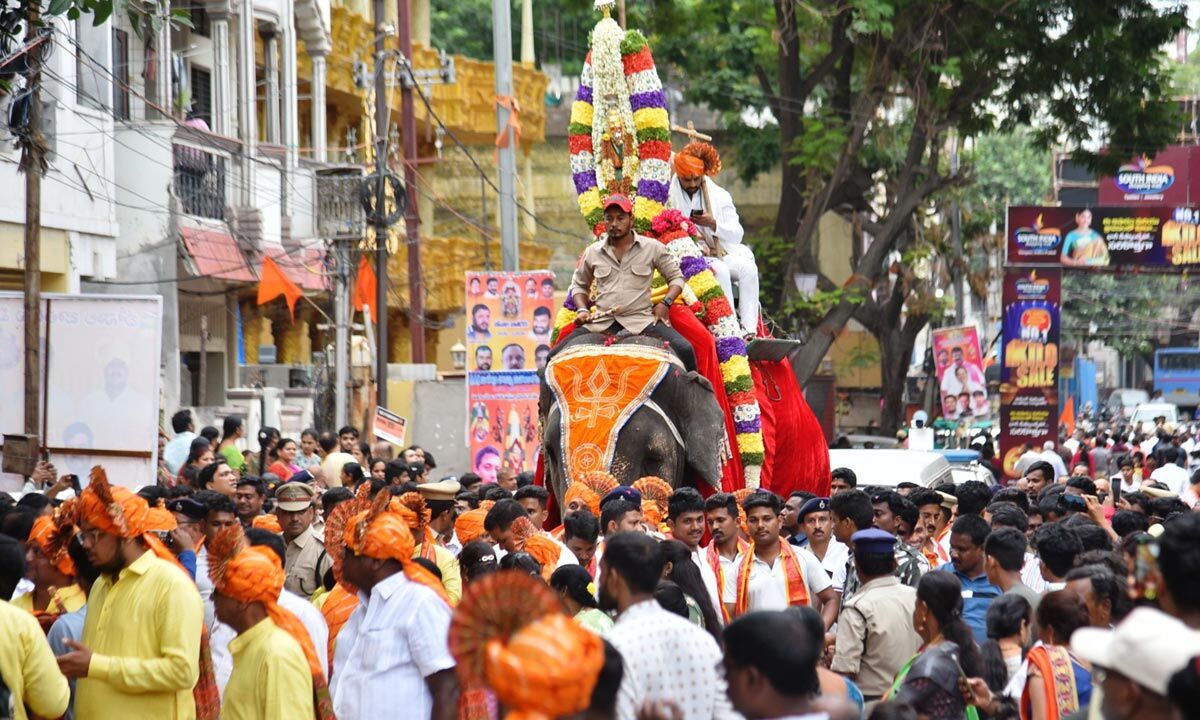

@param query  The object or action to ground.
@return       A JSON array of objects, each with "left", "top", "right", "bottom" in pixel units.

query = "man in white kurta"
[{"left": 669, "top": 143, "right": 761, "bottom": 336}]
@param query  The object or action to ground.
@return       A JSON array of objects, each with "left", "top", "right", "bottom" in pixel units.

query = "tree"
[
  {"left": 1063, "top": 273, "right": 1200, "bottom": 367},
  {"left": 649, "top": 0, "right": 1185, "bottom": 388}
]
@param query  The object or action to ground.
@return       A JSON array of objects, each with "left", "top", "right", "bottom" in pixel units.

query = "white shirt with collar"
[
  {"left": 739, "top": 545, "right": 832, "bottom": 612},
  {"left": 607, "top": 599, "right": 739, "bottom": 720},
  {"left": 330, "top": 571, "right": 455, "bottom": 720},
  {"left": 688, "top": 545, "right": 725, "bottom": 627},
  {"left": 1151, "top": 463, "right": 1190, "bottom": 495}
]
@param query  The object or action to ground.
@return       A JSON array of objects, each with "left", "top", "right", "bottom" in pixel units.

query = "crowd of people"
[{"left": 3, "top": 411, "right": 1200, "bottom": 720}]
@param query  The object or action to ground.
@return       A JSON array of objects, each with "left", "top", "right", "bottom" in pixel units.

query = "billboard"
[
  {"left": 1007, "top": 205, "right": 1200, "bottom": 267},
  {"left": 467, "top": 370, "right": 540, "bottom": 481},
  {"left": 931, "top": 326, "right": 989, "bottom": 421},
  {"left": 998, "top": 268, "right": 1061, "bottom": 479},
  {"left": 465, "top": 271, "right": 557, "bottom": 373},
  {"left": 1098, "top": 148, "right": 1192, "bottom": 206}
]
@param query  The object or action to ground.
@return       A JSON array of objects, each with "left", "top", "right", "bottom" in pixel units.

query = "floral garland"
[
  {"left": 568, "top": 29, "right": 671, "bottom": 235},
  {"left": 551, "top": 209, "right": 765, "bottom": 488}
]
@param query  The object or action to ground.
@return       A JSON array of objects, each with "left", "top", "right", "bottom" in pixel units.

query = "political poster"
[
  {"left": 1007, "top": 205, "right": 1200, "bottom": 267},
  {"left": 998, "top": 268, "right": 1061, "bottom": 479},
  {"left": 931, "top": 326, "right": 989, "bottom": 422},
  {"left": 467, "top": 370, "right": 541, "bottom": 481},
  {"left": 465, "top": 271, "right": 557, "bottom": 373}
]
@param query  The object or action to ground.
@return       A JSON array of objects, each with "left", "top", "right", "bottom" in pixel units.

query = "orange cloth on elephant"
[
  {"left": 484, "top": 613, "right": 604, "bottom": 720},
  {"left": 320, "top": 583, "right": 359, "bottom": 675},
  {"left": 252, "top": 514, "right": 283, "bottom": 533},
  {"left": 344, "top": 497, "right": 451, "bottom": 605},
  {"left": 546, "top": 345, "right": 674, "bottom": 484},
  {"left": 673, "top": 152, "right": 706, "bottom": 178},
  {"left": 29, "top": 515, "right": 76, "bottom": 577},
  {"left": 209, "top": 531, "right": 335, "bottom": 720}
]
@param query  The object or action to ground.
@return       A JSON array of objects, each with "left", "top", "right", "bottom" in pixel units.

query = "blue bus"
[{"left": 1154, "top": 348, "right": 1200, "bottom": 408}]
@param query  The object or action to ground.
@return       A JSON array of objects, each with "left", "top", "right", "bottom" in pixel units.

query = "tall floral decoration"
[
  {"left": 568, "top": 13, "right": 670, "bottom": 236},
  {"left": 648, "top": 209, "right": 764, "bottom": 487}
]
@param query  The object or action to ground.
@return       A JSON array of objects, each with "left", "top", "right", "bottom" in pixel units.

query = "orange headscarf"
[
  {"left": 392, "top": 491, "right": 438, "bottom": 549},
  {"left": 455, "top": 507, "right": 490, "bottom": 546},
  {"left": 563, "top": 471, "right": 618, "bottom": 517},
  {"left": 29, "top": 515, "right": 76, "bottom": 577},
  {"left": 485, "top": 613, "right": 604, "bottom": 720},
  {"left": 673, "top": 152, "right": 706, "bottom": 178},
  {"left": 252, "top": 514, "right": 283, "bottom": 534},
  {"left": 523, "top": 535, "right": 561, "bottom": 580},
  {"left": 208, "top": 526, "right": 334, "bottom": 720},
  {"left": 79, "top": 467, "right": 178, "bottom": 564},
  {"left": 344, "top": 489, "right": 450, "bottom": 604}
]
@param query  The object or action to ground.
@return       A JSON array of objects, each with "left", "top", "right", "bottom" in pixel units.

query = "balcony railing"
[{"left": 173, "top": 143, "right": 228, "bottom": 220}]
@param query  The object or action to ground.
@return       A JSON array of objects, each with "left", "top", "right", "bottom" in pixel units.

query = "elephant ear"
[{"left": 658, "top": 368, "right": 726, "bottom": 490}]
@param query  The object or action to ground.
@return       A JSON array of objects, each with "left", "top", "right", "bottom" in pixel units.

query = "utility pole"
[
  {"left": 371, "top": 0, "right": 393, "bottom": 407},
  {"left": 333, "top": 243, "right": 349, "bottom": 429},
  {"left": 493, "top": 0, "right": 519, "bottom": 271},
  {"left": 398, "top": 0, "right": 425, "bottom": 365},
  {"left": 21, "top": 10, "right": 43, "bottom": 441},
  {"left": 951, "top": 136, "right": 964, "bottom": 326}
]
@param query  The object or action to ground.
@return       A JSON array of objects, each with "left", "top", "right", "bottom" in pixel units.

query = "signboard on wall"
[{"left": 998, "top": 268, "right": 1061, "bottom": 479}]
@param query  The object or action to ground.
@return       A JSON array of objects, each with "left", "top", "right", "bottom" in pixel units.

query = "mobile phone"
[
  {"left": 690, "top": 209, "right": 702, "bottom": 217},
  {"left": 63, "top": 474, "right": 81, "bottom": 494},
  {"left": 1132, "top": 536, "right": 1160, "bottom": 601},
  {"left": 1058, "top": 493, "right": 1088, "bottom": 513}
]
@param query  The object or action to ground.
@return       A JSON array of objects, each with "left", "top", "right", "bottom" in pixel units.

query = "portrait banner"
[
  {"left": 465, "top": 271, "right": 557, "bottom": 373},
  {"left": 467, "top": 370, "right": 541, "bottom": 482},
  {"left": 1007, "top": 205, "right": 1200, "bottom": 267},
  {"left": 998, "top": 268, "right": 1061, "bottom": 479},
  {"left": 931, "top": 326, "right": 990, "bottom": 421}
]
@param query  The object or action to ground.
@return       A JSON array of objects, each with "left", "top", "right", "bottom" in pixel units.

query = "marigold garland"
[{"left": 568, "top": 28, "right": 671, "bottom": 236}]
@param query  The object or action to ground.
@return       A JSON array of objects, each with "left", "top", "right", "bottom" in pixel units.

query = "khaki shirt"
[
  {"left": 568, "top": 233, "right": 685, "bottom": 334},
  {"left": 830, "top": 575, "right": 922, "bottom": 698},
  {"left": 284, "top": 525, "right": 331, "bottom": 598}
]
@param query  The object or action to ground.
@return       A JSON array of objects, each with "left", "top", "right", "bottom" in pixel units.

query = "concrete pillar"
[
  {"left": 520, "top": 0, "right": 534, "bottom": 66},
  {"left": 237, "top": 0, "right": 257, "bottom": 203},
  {"left": 309, "top": 51, "right": 328, "bottom": 162},
  {"left": 261, "top": 27, "right": 281, "bottom": 144},
  {"left": 279, "top": 0, "right": 299, "bottom": 171},
  {"left": 210, "top": 8, "right": 234, "bottom": 135},
  {"left": 154, "top": 20, "right": 172, "bottom": 117},
  {"left": 412, "top": 0, "right": 430, "bottom": 46}
]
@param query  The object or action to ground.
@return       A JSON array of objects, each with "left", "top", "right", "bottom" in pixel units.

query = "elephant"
[{"left": 539, "top": 332, "right": 728, "bottom": 504}]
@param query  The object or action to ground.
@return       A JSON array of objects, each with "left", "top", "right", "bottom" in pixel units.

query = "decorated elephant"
[{"left": 539, "top": 332, "right": 728, "bottom": 505}]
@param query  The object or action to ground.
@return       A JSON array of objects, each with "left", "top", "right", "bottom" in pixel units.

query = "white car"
[
  {"left": 1107, "top": 388, "right": 1148, "bottom": 420},
  {"left": 1129, "top": 402, "right": 1180, "bottom": 434},
  {"left": 828, "top": 449, "right": 993, "bottom": 489}
]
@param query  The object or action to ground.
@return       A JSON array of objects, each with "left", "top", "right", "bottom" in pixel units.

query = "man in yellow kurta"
[
  {"left": 56, "top": 468, "right": 205, "bottom": 720},
  {"left": 394, "top": 492, "right": 462, "bottom": 603},
  {"left": 14, "top": 514, "right": 86, "bottom": 618},
  {"left": 1, "top": 544, "right": 71, "bottom": 720},
  {"left": 207, "top": 524, "right": 332, "bottom": 720}
]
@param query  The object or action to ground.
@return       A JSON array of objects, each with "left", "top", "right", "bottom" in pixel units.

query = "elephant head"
[{"left": 540, "top": 333, "right": 727, "bottom": 504}]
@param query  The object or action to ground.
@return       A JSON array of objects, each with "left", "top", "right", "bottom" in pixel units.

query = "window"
[
  {"left": 189, "top": 6, "right": 210, "bottom": 37},
  {"left": 190, "top": 66, "right": 212, "bottom": 126},
  {"left": 75, "top": 18, "right": 110, "bottom": 110},
  {"left": 112, "top": 28, "right": 129, "bottom": 120}
]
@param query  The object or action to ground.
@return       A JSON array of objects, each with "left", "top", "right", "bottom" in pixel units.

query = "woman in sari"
[
  {"left": 266, "top": 437, "right": 302, "bottom": 480},
  {"left": 888, "top": 572, "right": 983, "bottom": 720},
  {"left": 1018, "top": 590, "right": 1092, "bottom": 720}
]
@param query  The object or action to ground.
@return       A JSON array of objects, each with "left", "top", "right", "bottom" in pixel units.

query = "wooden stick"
[{"left": 670, "top": 121, "right": 713, "bottom": 142}]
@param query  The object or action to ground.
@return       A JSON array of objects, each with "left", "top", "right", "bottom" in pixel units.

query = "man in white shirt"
[
  {"left": 669, "top": 142, "right": 760, "bottom": 337},
  {"left": 1039, "top": 441, "right": 1069, "bottom": 480},
  {"left": 665, "top": 487, "right": 724, "bottom": 623},
  {"left": 161, "top": 409, "right": 197, "bottom": 476},
  {"left": 600, "top": 532, "right": 739, "bottom": 720},
  {"left": 734, "top": 492, "right": 836, "bottom": 627},
  {"left": 331, "top": 504, "right": 457, "bottom": 720},
  {"left": 703, "top": 493, "right": 748, "bottom": 619},
  {"left": 794, "top": 496, "right": 849, "bottom": 581},
  {"left": 1150, "top": 448, "right": 1190, "bottom": 496},
  {"left": 1013, "top": 443, "right": 1042, "bottom": 479}
]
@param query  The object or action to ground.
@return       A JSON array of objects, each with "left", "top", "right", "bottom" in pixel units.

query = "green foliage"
[
  {"left": 1062, "top": 273, "right": 1200, "bottom": 363},
  {"left": 958, "top": 131, "right": 1053, "bottom": 240}
]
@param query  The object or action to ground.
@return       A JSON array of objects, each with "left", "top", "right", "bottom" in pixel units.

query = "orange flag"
[
  {"left": 257, "top": 255, "right": 304, "bottom": 320},
  {"left": 1060, "top": 395, "right": 1075, "bottom": 437},
  {"left": 353, "top": 255, "right": 378, "bottom": 321}
]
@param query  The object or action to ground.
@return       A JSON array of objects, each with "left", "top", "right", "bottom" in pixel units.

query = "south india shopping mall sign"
[{"left": 1007, "top": 206, "right": 1200, "bottom": 268}]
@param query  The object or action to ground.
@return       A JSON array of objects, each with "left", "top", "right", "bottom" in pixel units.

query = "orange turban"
[
  {"left": 523, "top": 535, "right": 560, "bottom": 579},
  {"left": 28, "top": 515, "right": 75, "bottom": 577},
  {"left": 208, "top": 527, "right": 334, "bottom": 720},
  {"left": 345, "top": 490, "right": 450, "bottom": 604},
  {"left": 79, "top": 466, "right": 153, "bottom": 538},
  {"left": 633, "top": 476, "right": 671, "bottom": 523},
  {"left": 563, "top": 484, "right": 600, "bottom": 517},
  {"left": 673, "top": 152, "right": 706, "bottom": 178},
  {"left": 252, "top": 514, "right": 283, "bottom": 534},
  {"left": 484, "top": 613, "right": 604, "bottom": 720},
  {"left": 640, "top": 500, "right": 663, "bottom": 528},
  {"left": 455, "top": 507, "right": 490, "bottom": 546},
  {"left": 392, "top": 492, "right": 438, "bottom": 547}
]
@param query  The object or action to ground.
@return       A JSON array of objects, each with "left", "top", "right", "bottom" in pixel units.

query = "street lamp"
[{"left": 450, "top": 342, "right": 467, "bottom": 370}]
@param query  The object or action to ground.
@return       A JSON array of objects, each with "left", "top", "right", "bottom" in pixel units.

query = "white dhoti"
[{"left": 708, "top": 246, "right": 760, "bottom": 334}]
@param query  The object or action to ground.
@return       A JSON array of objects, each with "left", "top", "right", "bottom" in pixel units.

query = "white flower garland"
[{"left": 590, "top": 16, "right": 639, "bottom": 196}]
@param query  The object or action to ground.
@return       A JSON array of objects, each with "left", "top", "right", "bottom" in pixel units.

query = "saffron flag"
[
  {"left": 353, "top": 255, "right": 377, "bottom": 321},
  {"left": 1060, "top": 395, "right": 1076, "bottom": 437},
  {"left": 256, "top": 255, "right": 303, "bottom": 320}
]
